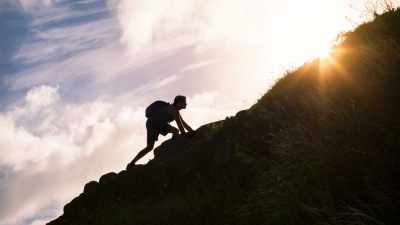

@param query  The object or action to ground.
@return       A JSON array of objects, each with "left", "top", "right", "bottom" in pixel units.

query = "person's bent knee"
[
  {"left": 172, "top": 128, "right": 179, "bottom": 136},
  {"left": 168, "top": 127, "right": 179, "bottom": 136}
]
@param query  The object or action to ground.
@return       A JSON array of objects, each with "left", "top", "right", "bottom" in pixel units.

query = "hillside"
[{"left": 48, "top": 6, "right": 400, "bottom": 225}]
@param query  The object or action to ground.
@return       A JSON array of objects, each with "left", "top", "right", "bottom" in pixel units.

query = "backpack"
[{"left": 145, "top": 100, "right": 171, "bottom": 118}]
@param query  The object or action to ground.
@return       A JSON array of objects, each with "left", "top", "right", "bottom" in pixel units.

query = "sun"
[{"left": 318, "top": 44, "right": 332, "bottom": 59}]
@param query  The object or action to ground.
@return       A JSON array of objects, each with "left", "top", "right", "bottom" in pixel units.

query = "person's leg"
[
  {"left": 167, "top": 126, "right": 179, "bottom": 140},
  {"left": 129, "top": 142, "right": 155, "bottom": 165},
  {"left": 127, "top": 119, "right": 158, "bottom": 169}
]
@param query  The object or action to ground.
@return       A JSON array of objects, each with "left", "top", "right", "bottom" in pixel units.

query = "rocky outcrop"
[{"left": 47, "top": 110, "right": 250, "bottom": 225}]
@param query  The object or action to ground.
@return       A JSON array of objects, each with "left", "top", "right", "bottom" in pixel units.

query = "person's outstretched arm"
[
  {"left": 172, "top": 109, "right": 186, "bottom": 134},
  {"left": 180, "top": 116, "right": 193, "bottom": 132}
]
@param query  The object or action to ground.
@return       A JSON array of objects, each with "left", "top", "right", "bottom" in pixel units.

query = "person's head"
[{"left": 172, "top": 95, "right": 187, "bottom": 110}]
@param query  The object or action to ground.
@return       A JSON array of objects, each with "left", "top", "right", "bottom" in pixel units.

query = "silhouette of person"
[{"left": 126, "top": 95, "right": 195, "bottom": 169}]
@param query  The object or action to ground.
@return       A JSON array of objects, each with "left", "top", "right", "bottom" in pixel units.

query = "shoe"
[
  {"left": 183, "top": 131, "right": 196, "bottom": 137},
  {"left": 126, "top": 163, "right": 136, "bottom": 170},
  {"left": 187, "top": 131, "right": 196, "bottom": 137}
]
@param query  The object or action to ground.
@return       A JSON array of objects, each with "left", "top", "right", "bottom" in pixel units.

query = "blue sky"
[{"left": 0, "top": 0, "right": 376, "bottom": 224}]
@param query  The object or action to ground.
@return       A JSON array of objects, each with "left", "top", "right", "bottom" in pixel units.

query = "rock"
[
  {"left": 153, "top": 121, "right": 222, "bottom": 159},
  {"left": 63, "top": 194, "right": 83, "bottom": 215},
  {"left": 98, "top": 172, "right": 120, "bottom": 203},
  {"left": 99, "top": 172, "right": 118, "bottom": 185},
  {"left": 82, "top": 181, "right": 99, "bottom": 209},
  {"left": 84, "top": 181, "right": 98, "bottom": 194},
  {"left": 118, "top": 165, "right": 147, "bottom": 198}
]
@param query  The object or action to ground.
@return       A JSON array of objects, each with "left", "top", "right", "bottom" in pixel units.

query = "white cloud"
[
  {"left": 4, "top": 6, "right": 183, "bottom": 92},
  {"left": 110, "top": 0, "right": 283, "bottom": 55},
  {"left": 6, "top": 43, "right": 125, "bottom": 91},
  {"left": 4, "top": 0, "right": 288, "bottom": 95},
  {"left": 180, "top": 59, "right": 219, "bottom": 72},
  {"left": 0, "top": 88, "right": 134, "bottom": 224},
  {"left": 0, "top": 114, "right": 42, "bottom": 168},
  {"left": 151, "top": 74, "right": 183, "bottom": 90},
  {"left": 188, "top": 90, "right": 218, "bottom": 107},
  {"left": 12, "top": 16, "right": 120, "bottom": 65},
  {"left": 26, "top": 85, "right": 60, "bottom": 113},
  {"left": 107, "top": 0, "right": 372, "bottom": 77},
  {"left": 2, "top": 1, "right": 133, "bottom": 92},
  {"left": 30, "top": 219, "right": 50, "bottom": 225},
  {"left": 113, "top": 0, "right": 196, "bottom": 54},
  {"left": 125, "top": 74, "right": 184, "bottom": 97}
]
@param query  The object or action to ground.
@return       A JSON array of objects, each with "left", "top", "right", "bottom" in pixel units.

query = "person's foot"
[
  {"left": 186, "top": 131, "right": 196, "bottom": 137},
  {"left": 126, "top": 163, "right": 136, "bottom": 170}
]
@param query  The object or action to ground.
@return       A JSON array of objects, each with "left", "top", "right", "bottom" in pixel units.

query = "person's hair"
[{"left": 172, "top": 95, "right": 186, "bottom": 106}]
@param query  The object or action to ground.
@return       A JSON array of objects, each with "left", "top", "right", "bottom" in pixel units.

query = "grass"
[
  {"left": 63, "top": 3, "right": 400, "bottom": 225},
  {"left": 205, "top": 122, "right": 224, "bottom": 141},
  {"left": 239, "top": 4, "right": 400, "bottom": 224}
]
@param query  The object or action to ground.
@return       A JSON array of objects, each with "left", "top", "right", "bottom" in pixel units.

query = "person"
[{"left": 126, "top": 95, "right": 195, "bottom": 169}]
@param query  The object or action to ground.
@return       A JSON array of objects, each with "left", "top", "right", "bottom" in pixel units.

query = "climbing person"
[{"left": 126, "top": 95, "right": 195, "bottom": 169}]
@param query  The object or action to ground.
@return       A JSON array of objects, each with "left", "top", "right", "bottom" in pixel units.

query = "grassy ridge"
[
  {"left": 243, "top": 6, "right": 400, "bottom": 224},
  {"left": 69, "top": 6, "right": 400, "bottom": 225}
]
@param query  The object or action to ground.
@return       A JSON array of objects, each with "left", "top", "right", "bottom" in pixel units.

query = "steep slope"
[{"left": 48, "top": 7, "right": 400, "bottom": 225}]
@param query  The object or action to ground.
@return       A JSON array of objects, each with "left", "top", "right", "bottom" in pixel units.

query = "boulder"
[
  {"left": 98, "top": 172, "right": 119, "bottom": 203},
  {"left": 82, "top": 181, "right": 99, "bottom": 209}
]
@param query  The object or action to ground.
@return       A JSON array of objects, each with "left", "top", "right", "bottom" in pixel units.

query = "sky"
[{"left": 0, "top": 0, "right": 382, "bottom": 224}]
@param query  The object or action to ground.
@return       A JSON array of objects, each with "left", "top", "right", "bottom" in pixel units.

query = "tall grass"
[
  {"left": 239, "top": 4, "right": 400, "bottom": 225},
  {"left": 205, "top": 122, "right": 224, "bottom": 141}
]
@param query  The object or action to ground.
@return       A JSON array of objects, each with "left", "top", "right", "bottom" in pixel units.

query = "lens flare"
[{"left": 318, "top": 45, "right": 332, "bottom": 59}]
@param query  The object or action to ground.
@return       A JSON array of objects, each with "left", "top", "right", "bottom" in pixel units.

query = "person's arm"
[
  {"left": 172, "top": 108, "right": 186, "bottom": 134},
  {"left": 180, "top": 116, "right": 193, "bottom": 132}
]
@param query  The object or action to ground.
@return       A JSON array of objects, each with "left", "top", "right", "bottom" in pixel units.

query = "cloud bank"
[{"left": 111, "top": 0, "right": 282, "bottom": 55}]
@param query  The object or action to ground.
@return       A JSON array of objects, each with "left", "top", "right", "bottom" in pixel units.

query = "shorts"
[{"left": 146, "top": 116, "right": 173, "bottom": 144}]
